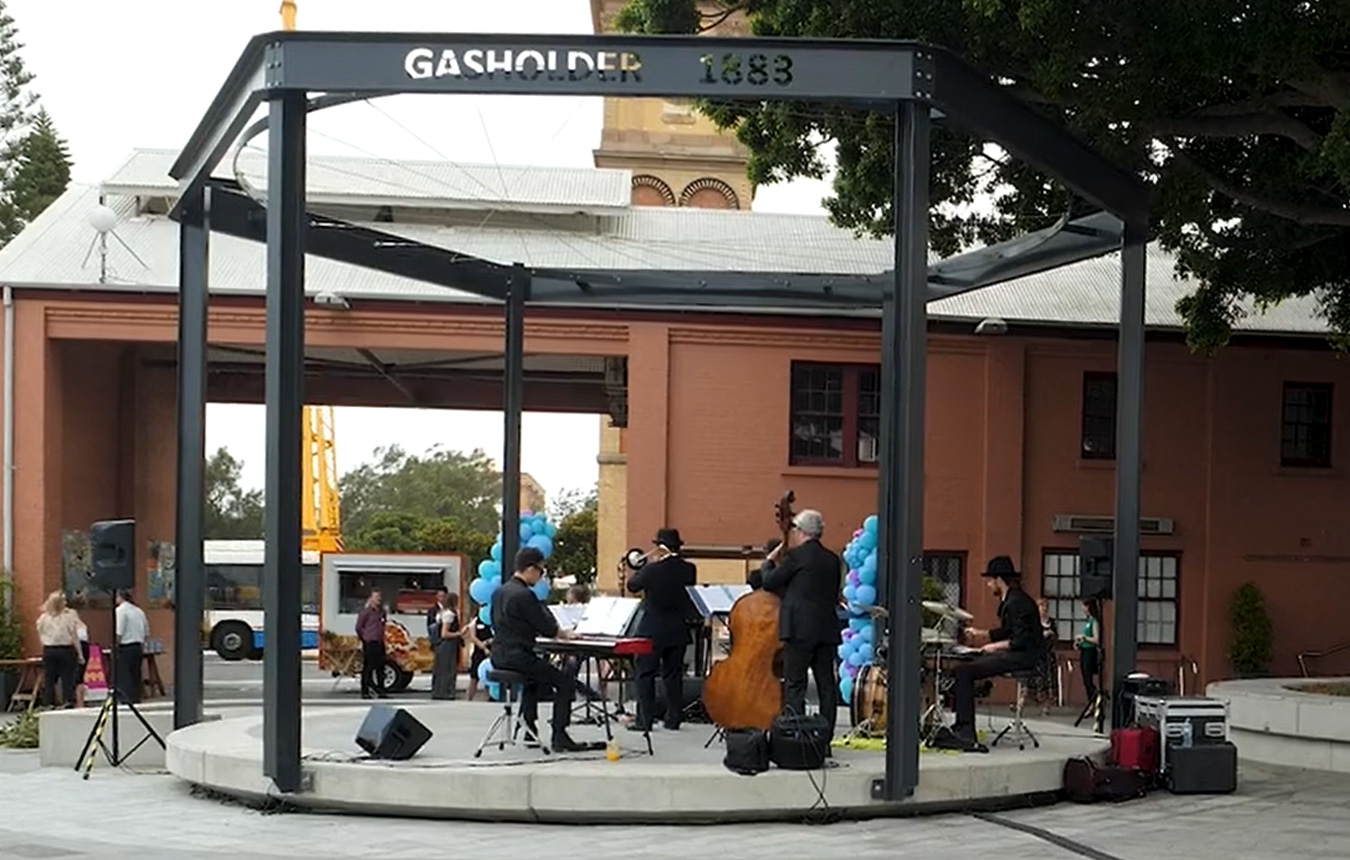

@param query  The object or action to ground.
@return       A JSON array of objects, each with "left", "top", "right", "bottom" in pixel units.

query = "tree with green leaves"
[
  {"left": 617, "top": 0, "right": 1350, "bottom": 351},
  {"left": 9, "top": 108, "right": 70, "bottom": 223},
  {"left": 346, "top": 511, "right": 494, "bottom": 568},
  {"left": 550, "top": 489, "right": 599, "bottom": 584},
  {"left": 0, "top": 2, "right": 50, "bottom": 246},
  {"left": 339, "top": 444, "right": 502, "bottom": 536},
  {"left": 204, "top": 447, "right": 265, "bottom": 540}
]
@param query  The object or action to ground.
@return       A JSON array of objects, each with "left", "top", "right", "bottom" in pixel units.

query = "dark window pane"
[
  {"left": 1081, "top": 372, "right": 1118, "bottom": 460},
  {"left": 1281, "top": 382, "right": 1333, "bottom": 467}
]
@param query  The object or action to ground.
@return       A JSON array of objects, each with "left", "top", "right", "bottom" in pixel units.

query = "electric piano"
[{"left": 534, "top": 635, "right": 655, "bottom": 755}]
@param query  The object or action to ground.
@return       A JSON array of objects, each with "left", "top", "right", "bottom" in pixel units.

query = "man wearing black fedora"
[
  {"left": 947, "top": 555, "right": 1043, "bottom": 753},
  {"left": 626, "top": 527, "right": 699, "bottom": 731}
]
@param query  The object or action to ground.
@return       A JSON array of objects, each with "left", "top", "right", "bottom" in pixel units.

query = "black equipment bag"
[
  {"left": 1063, "top": 756, "right": 1148, "bottom": 803},
  {"left": 1166, "top": 742, "right": 1237, "bottom": 795},
  {"left": 768, "top": 714, "right": 832, "bottom": 771},
  {"left": 723, "top": 728, "right": 770, "bottom": 776}
]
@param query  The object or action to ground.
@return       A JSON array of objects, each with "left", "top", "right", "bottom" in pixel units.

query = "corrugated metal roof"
[
  {"left": 0, "top": 150, "right": 1331, "bottom": 336},
  {"left": 104, "top": 148, "right": 633, "bottom": 213}
]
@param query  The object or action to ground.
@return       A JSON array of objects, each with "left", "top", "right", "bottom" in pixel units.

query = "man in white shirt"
[{"left": 115, "top": 590, "right": 149, "bottom": 703}]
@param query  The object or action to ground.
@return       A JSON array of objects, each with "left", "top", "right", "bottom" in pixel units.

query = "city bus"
[{"left": 203, "top": 540, "right": 321, "bottom": 661}]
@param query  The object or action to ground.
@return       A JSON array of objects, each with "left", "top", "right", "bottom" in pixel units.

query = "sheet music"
[
  {"left": 549, "top": 604, "right": 586, "bottom": 631},
  {"left": 686, "top": 584, "right": 753, "bottom": 617},
  {"left": 574, "top": 596, "right": 640, "bottom": 637}
]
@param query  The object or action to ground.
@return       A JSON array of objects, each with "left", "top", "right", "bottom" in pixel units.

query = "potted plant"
[
  {"left": 1227, "top": 582, "right": 1273, "bottom": 678},
  {"left": 0, "top": 572, "right": 24, "bottom": 709}
]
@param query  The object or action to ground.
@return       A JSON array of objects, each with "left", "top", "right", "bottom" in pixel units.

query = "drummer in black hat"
[
  {"left": 946, "top": 555, "right": 1044, "bottom": 753},
  {"left": 626, "top": 527, "right": 699, "bottom": 732}
]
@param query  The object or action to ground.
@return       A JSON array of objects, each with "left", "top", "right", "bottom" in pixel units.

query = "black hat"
[
  {"left": 654, "top": 528, "right": 683, "bottom": 551},
  {"left": 981, "top": 555, "right": 1021, "bottom": 580}
]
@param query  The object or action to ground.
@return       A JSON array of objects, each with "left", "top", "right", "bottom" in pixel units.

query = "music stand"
[{"left": 76, "top": 589, "right": 165, "bottom": 778}]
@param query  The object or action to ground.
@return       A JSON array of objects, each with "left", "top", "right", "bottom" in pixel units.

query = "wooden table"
[{"left": 0, "top": 658, "right": 43, "bottom": 712}]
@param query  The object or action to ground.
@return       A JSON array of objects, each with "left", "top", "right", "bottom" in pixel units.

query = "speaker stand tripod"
[{"left": 75, "top": 598, "right": 165, "bottom": 778}]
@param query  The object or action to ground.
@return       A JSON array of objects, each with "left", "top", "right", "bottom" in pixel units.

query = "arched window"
[
  {"left": 631, "top": 175, "right": 676, "bottom": 207},
  {"left": 679, "top": 177, "right": 740, "bottom": 210}
]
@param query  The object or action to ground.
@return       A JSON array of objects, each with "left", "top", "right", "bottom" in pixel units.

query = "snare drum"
[{"left": 850, "top": 664, "right": 888, "bottom": 736}]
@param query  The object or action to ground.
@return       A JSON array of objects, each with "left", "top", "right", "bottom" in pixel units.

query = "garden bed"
[{"left": 1288, "top": 682, "right": 1350, "bottom": 697}]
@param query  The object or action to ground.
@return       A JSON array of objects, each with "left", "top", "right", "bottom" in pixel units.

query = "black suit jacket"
[
  {"left": 627, "top": 555, "right": 698, "bottom": 647},
  {"left": 762, "top": 539, "right": 843, "bottom": 646}
]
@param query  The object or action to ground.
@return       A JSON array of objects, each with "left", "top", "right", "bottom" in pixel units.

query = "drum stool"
[
  {"left": 473, "top": 669, "right": 549, "bottom": 757},
  {"left": 991, "top": 669, "right": 1040, "bottom": 750}
]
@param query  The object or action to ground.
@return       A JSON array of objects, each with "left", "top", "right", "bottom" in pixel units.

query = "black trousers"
[
  {"left": 636, "top": 642, "right": 685, "bottom": 730},
  {"left": 1079, "top": 647, "right": 1101, "bottom": 703},
  {"left": 42, "top": 645, "right": 79, "bottom": 708},
  {"left": 951, "top": 652, "right": 1036, "bottom": 735},
  {"left": 116, "top": 642, "right": 143, "bottom": 704},
  {"left": 500, "top": 656, "right": 575, "bottom": 738},
  {"left": 431, "top": 640, "right": 458, "bottom": 699},
  {"left": 782, "top": 639, "right": 838, "bottom": 728},
  {"left": 361, "top": 640, "right": 386, "bottom": 697}
]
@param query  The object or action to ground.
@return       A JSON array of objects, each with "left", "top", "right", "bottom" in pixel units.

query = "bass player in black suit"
[
  {"left": 760, "top": 509, "right": 843, "bottom": 731},
  {"left": 626, "top": 527, "right": 699, "bottom": 732}
]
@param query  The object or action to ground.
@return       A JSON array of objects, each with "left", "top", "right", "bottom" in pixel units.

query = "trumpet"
[{"left": 616, "top": 544, "right": 672, "bottom": 590}]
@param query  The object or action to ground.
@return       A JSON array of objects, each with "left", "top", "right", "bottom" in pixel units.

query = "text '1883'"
[{"left": 699, "top": 53, "right": 793, "bottom": 87}]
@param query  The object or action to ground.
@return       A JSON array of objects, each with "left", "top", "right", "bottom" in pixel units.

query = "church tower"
[{"left": 589, "top": 0, "right": 753, "bottom": 210}]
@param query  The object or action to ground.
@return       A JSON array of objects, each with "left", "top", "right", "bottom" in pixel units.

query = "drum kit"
[{"left": 846, "top": 600, "right": 979, "bottom": 745}]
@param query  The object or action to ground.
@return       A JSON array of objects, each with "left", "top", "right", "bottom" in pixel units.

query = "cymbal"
[{"left": 922, "top": 601, "right": 974, "bottom": 621}]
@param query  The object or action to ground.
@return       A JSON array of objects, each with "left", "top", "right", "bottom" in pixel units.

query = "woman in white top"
[{"left": 35, "top": 591, "right": 84, "bottom": 708}]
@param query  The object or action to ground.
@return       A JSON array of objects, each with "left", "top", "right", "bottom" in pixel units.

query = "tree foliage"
[
  {"left": 204, "top": 447, "right": 264, "bottom": 540},
  {"left": 346, "top": 511, "right": 495, "bottom": 569},
  {"left": 617, "top": 0, "right": 1350, "bottom": 351},
  {"left": 550, "top": 487, "right": 599, "bottom": 585},
  {"left": 0, "top": 3, "right": 64, "bottom": 246},
  {"left": 339, "top": 444, "right": 502, "bottom": 537}
]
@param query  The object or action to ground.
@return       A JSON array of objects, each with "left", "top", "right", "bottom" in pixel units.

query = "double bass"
[{"left": 702, "top": 491, "right": 795, "bottom": 731}]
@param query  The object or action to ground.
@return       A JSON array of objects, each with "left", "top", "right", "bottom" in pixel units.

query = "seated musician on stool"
[
  {"left": 626, "top": 527, "right": 698, "bottom": 732},
  {"left": 947, "top": 556, "right": 1044, "bottom": 753},
  {"left": 760, "top": 510, "right": 842, "bottom": 731},
  {"left": 490, "top": 547, "right": 585, "bottom": 753}
]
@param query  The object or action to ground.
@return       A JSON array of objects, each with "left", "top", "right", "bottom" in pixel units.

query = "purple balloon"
[
  {"left": 853, "top": 528, "right": 864, "bottom": 538},
  {"left": 843, "top": 662, "right": 859, "bottom": 679},
  {"left": 847, "top": 570, "right": 861, "bottom": 587}
]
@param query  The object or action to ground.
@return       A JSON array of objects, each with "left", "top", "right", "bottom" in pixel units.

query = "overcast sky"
[{"left": 6, "top": 0, "right": 832, "bottom": 501}]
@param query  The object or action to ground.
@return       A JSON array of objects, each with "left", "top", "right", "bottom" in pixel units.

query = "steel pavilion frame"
[{"left": 167, "top": 30, "right": 1151, "bottom": 802}]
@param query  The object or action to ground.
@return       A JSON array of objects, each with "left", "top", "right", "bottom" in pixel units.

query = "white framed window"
[{"left": 1040, "top": 550, "right": 1179, "bottom": 646}]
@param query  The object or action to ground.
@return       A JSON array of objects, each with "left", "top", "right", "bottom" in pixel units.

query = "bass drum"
[{"left": 850, "top": 664, "right": 888, "bottom": 737}]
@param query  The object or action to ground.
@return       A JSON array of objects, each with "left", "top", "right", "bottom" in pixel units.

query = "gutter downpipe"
[{"left": 2, "top": 284, "right": 13, "bottom": 615}]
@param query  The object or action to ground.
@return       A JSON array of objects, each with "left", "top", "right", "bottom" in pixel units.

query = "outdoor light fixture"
[{"left": 975, "top": 317, "right": 1008, "bottom": 335}]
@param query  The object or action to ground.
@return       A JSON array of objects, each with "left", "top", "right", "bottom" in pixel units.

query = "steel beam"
[
  {"left": 261, "top": 89, "right": 307, "bottom": 795},
  {"left": 172, "top": 186, "right": 211, "bottom": 730},
  {"left": 500, "top": 264, "right": 527, "bottom": 574},
  {"left": 879, "top": 100, "right": 931, "bottom": 802},
  {"left": 1111, "top": 222, "right": 1148, "bottom": 727}
]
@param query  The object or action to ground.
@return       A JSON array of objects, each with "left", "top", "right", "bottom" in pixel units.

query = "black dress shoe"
[{"left": 551, "top": 732, "right": 587, "bottom": 753}]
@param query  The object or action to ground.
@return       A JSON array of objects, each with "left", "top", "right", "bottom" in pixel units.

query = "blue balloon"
[
  {"left": 531, "top": 518, "right": 548, "bottom": 536},
  {"left": 532, "top": 575, "right": 551, "bottom": 601},
  {"left": 858, "top": 643, "right": 874, "bottom": 663},
  {"left": 855, "top": 584, "right": 878, "bottom": 606},
  {"left": 490, "top": 541, "right": 502, "bottom": 562},
  {"left": 544, "top": 521, "right": 558, "bottom": 538},
  {"left": 840, "top": 677, "right": 855, "bottom": 702},
  {"left": 478, "top": 558, "right": 499, "bottom": 579},
  {"left": 861, "top": 553, "right": 877, "bottom": 577},
  {"left": 859, "top": 531, "right": 877, "bottom": 551},
  {"left": 847, "top": 651, "right": 864, "bottom": 667},
  {"left": 849, "top": 617, "right": 869, "bottom": 632},
  {"left": 864, "top": 515, "right": 879, "bottom": 535},
  {"left": 519, "top": 522, "right": 533, "bottom": 542},
  {"left": 526, "top": 533, "right": 553, "bottom": 559},
  {"left": 837, "top": 642, "right": 851, "bottom": 660},
  {"left": 478, "top": 658, "right": 493, "bottom": 685},
  {"left": 469, "top": 577, "right": 492, "bottom": 605},
  {"left": 843, "top": 583, "right": 858, "bottom": 603},
  {"left": 859, "top": 565, "right": 877, "bottom": 586},
  {"left": 478, "top": 604, "right": 492, "bottom": 625},
  {"left": 487, "top": 681, "right": 502, "bottom": 701},
  {"left": 860, "top": 623, "right": 875, "bottom": 643}
]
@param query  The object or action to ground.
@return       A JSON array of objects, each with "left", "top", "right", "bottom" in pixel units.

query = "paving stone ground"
[{"left": 0, "top": 745, "right": 1346, "bottom": 860}]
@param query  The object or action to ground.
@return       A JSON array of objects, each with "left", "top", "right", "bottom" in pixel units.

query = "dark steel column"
[
  {"left": 879, "top": 99, "right": 931, "bottom": 801},
  {"left": 173, "top": 187, "right": 210, "bottom": 730},
  {"left": 262, "top": 89, "right": 307, "bottom": 794},
  {"left": 500, "top": 264, "right": 528, "bottom": 572},
  {"left": 1111, "top": 221, "right": 1147, "bottom": 726}
]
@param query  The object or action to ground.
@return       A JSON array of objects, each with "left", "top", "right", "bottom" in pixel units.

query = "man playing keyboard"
[{"left": 490, "top": 547, "right": 585, "bottom": 753}]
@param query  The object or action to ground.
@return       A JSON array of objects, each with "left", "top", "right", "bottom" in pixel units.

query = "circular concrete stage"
[{"left": 166, "top": 702, "right": 1107, "bottom": 823}]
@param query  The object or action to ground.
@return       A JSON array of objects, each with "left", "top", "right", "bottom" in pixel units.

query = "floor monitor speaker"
[{"left": 355, "top": 705, "right": 433, "bottom": 761}]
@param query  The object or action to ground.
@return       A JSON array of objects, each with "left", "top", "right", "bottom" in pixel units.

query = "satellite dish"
[{"left": 88, "top": 205, "right": 118, "bottom": 235}]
